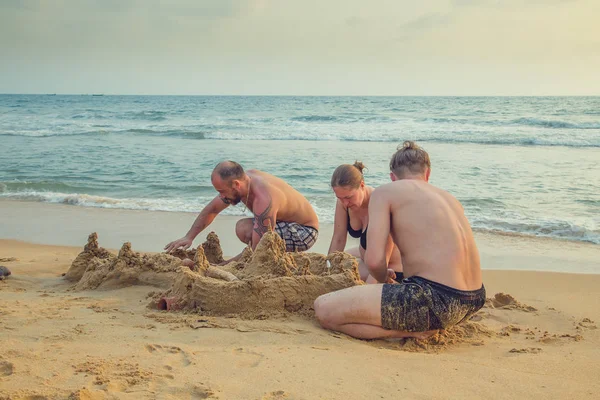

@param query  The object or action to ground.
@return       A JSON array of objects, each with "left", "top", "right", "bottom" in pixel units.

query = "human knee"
[
  {"left": 313, "top": 295, "right": 335, "bottom": 329},
  {"left": 235, "top": 219, "right": 252, "bottom": 243},
  {"left": 357, "top": 259, "right": 370, "bottom": 282}
]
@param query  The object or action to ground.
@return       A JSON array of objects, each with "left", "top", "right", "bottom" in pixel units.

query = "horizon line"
[{"left": 1, "top": 93, "right": 599, "bottom": 97}]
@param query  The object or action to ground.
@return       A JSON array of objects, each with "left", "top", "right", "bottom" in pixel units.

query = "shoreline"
[{"left": 1, "top": 199, "right": 600, "bottom": 274}]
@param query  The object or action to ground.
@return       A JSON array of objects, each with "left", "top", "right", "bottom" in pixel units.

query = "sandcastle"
[{"left": 64, "top": 231, "right": 362, "bottom": 317}]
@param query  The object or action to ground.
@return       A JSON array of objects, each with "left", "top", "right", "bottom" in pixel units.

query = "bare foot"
[{"left": 409, "top": 330, "right": 439, "bottom": 340}]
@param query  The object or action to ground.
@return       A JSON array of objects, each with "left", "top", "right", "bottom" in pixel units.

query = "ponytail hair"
[
  {"left": 389, "top": 141, "right": 430, "bottom": 178},
  {"left": 330, "top": 161, "right": 366, "bottom": 189}
]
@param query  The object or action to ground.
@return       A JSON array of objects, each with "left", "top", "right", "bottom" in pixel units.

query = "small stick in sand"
[{"left": 206, "top": 267, "right": 239, "bottom": 282}]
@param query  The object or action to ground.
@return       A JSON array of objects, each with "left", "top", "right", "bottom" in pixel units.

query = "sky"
[{"left": 0, "top": 0, "right": 599, "bottom": 95}]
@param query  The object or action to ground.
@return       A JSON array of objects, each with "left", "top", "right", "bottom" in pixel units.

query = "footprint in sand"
[
  {"left": 498, "top": 324, "right": 522, "bottom": 337},
  {"left": 232, "top": 347, "right": 264, "bottom": 368},
  {"left": 13, "top": 396, "right": 49, "bottom": 400},
  {"left": 262, "top": 390, "right": 291, "bottom": 400},
  {"left": 576, "top": 318, "right": 597, "bottom": 330},
  {"left": 68, "top": 388, "right": 107, "bottom": 400},
  {"left": 509, "top": 347, "right": 543, "bottom": 354},
  {"left": 190, "top": 385, "right": 217, "bottom": 400},
  {"left": 538, "top": 333, "right": 584, "bottom": 344},
  {"left": 74, "top": 358, "right": 153, "bottom": 389},
  {"left": 156, "top": 383, "right": 217, "bottom": 399},
  {"left": 145, "top": 343, "right": 192, "bottom": 367},
  {"left": 0, "top": 360, "right": 14, "bottom": 376}
]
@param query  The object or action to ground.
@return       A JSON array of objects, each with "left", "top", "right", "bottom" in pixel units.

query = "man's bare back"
[
  {"left": 314, "top": 141, "right": 485, "bottom": 340},
  {"left": 373, "top": 179, "right": 481, "bottom": 291},
  {"left": 245, "top": 170, "right": 319, "bottom": 230}
]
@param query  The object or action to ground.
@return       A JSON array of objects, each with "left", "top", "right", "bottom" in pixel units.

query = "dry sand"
[
  {"left": 1, "top": 201, "right": 600, "bottom": 399},
  {"left": 1, "top": 241, "right": 599, "bottom": 399}
]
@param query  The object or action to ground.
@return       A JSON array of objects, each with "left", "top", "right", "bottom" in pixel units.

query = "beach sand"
[{"left": 1, "top": 201, "right": 600, "bottom": 399}]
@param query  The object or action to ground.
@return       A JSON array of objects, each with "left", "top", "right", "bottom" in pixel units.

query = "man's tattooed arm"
[
  {"left": 253, "top": 198, "right": 275, "bottom": 236},
  {"left": 252, "top": 196, "right": 277, "bottom": 248}
]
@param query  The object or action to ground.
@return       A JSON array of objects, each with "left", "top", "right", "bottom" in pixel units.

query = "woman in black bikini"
[{"left": 327, "top": 162, "right": 403, "bottom": 283}]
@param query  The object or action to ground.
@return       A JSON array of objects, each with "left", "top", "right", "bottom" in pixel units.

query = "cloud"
[
  {"left": 345, "top": 16, "right": 364, "bottom": 28},
  {"left": 0, "top": 0, "right": 40, "bottom": 10},
  {"left": 0, "top": 0, "right": 268, "bottom": 54},
  {"left": 0, "top": 0, "right": 598, "bottom": 95},
  {"left": 0, "top": 0, "right": 263, "bottom": 18},
  {"left": 398, "top": 11, "right": 453, "bottom": 32},
  {"left": 149, "top": 0, "right": 252, "bottom": 18},
  {"left": 452, "top": 0, "right": 581, "bottom": 7}
]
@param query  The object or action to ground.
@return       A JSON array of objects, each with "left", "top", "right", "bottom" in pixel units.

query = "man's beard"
[{"left": 225, "top": 189, "right": 242, "bottom": 205}]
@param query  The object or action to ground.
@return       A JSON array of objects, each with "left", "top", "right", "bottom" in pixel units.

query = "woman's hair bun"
[{"left": 353, "top": 161, "right": 366, "bottom": 174}]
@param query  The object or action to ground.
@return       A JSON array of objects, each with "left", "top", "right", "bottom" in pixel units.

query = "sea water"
[{"left": 1, "top": 95, "right": 598, "bottom": 244}]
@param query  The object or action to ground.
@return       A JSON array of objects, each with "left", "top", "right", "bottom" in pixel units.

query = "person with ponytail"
[
  {"left": 328, "top": 161, "right": 403, "bottom": 283},
  {"left": 315, "top": 142, "right": 484, "bottom": 340}
]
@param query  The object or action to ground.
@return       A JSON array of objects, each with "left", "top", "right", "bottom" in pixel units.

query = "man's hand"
[
  {"left": 385, "top": 269, "right": 397, "bottom": 284},
  {"left": 164, "top": 237, "right": 193, "bottom": 253},
  {"left": 219, "top": 252, "right": 244, "bottom": 266}
]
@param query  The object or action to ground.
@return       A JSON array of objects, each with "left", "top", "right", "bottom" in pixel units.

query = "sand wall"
[{"left": 64, "top": 231, "right": 362, "bottom": 317}]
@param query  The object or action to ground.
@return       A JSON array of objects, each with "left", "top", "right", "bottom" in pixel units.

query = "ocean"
[{"left": 0, "top": 95, "right": 599, "bottom": 244}]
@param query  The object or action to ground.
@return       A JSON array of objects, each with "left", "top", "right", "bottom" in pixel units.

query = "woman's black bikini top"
[{"left": 347, "top": 211, "right": 368, "bottom": 250}]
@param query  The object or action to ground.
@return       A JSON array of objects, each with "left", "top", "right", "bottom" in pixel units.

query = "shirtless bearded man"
[{"left": 165, "top": 161, "right": 319, "bottom": 262}]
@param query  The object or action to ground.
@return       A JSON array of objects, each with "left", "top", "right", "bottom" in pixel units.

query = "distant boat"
[{"left": 92, "top": 94, "right": 104, "bottom": 96}]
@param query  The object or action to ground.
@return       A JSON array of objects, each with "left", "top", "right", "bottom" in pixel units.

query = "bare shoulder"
[
  {"left": 371, "top": 183, "right": 397, "bottom": 203},
  {"left": 372, "top": 181, "right": 408, "bottom": 196},
  {"left": 438, "top": 186, "right": 464, "bottom": 209},
  {"left": 423, "top": 183, "right": 465, "bottom": 211},
  {"left": 252, "top": 172, "right": 284, "bottom": 201},
  {"left": 250, "top": 170, "right": 280, "bottom": 187},
  {"left": 427, "top": 182, "right": 457, "bottom": 199},
  {"left": 249, "top": 170, "right": 270, "bottom": 188},
  {"left": 247, "top": 169, "right": 264, "bottom": 181}
]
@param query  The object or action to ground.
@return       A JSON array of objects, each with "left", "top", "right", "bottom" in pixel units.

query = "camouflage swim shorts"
[{"left": 381, "top": 276, "right": 486, "bottom": 332}]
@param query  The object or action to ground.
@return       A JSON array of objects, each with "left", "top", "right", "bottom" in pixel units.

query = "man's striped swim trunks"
[{"left": 273, "top": 221, "right": 318, "bottom": 252}]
